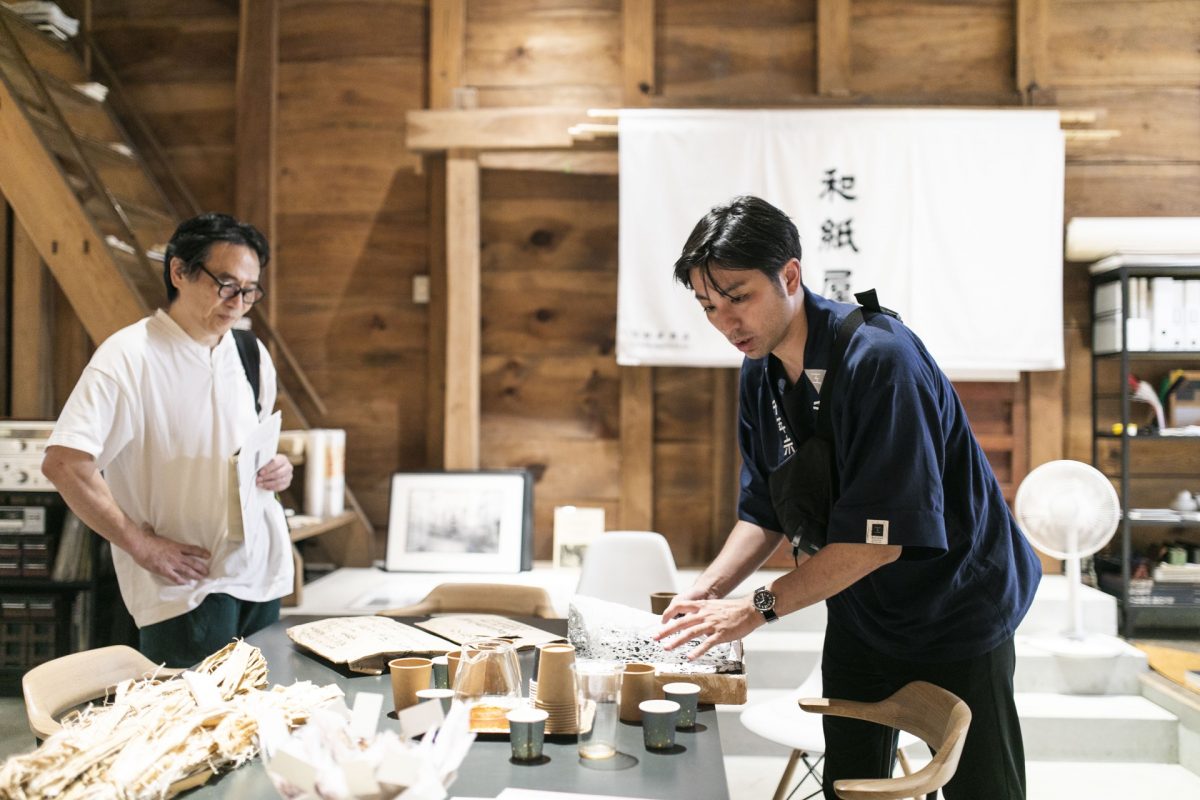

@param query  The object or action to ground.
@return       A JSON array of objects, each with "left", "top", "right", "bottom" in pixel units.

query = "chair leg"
[
  {"left": 772, "top": 750, "right": 803, "bottom": 800},
  {"left": 895, "top": 749, "right": 927, "bottom": 800}
]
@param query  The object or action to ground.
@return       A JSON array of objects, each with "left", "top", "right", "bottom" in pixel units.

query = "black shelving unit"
[
  {"left": 0, "top": 490, "right": 103, "bottom": 696},
  {"left": 1090, "top": 256, "right": 1200, "bottom": 636}
]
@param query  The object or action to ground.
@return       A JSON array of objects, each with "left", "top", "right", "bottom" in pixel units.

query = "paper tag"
[
  {"left": 268, "top": 744, "right": 317, "bottom": 794},
  {"left": 376, "top": 749, "right": 424, "bottom": 789},
  {"left": 397, "top": 697, "right": 445, "bottom": 740},
  {"left": 343, "top": 757, "right": 381, "bottom": 798},
  {"left": 349, "top": 692, "right": 384, "bottom": 740},
  {"left": 866, "top": 519, "right": 889, "bottom": 545}
]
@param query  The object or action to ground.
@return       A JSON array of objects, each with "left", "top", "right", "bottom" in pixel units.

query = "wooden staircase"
[{"left": 0, "top": 7, "right": 372, "bottom": 568}]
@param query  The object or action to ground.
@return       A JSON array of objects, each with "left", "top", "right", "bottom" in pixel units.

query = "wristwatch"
[{"left": 752, "top": 586, "right": 779, "bottom": 623}]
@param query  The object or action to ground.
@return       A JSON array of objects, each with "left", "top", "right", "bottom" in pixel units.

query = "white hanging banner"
[{"left": 616, "top": 109, "right": 1065, "bottom": 375}]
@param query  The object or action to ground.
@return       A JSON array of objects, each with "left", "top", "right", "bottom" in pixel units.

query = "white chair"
[
  {"left": 739, "top": 665, "right": 921, "bottom": 800},
  {"left": 574, "top": 531, "right": 678, "bottom": 610}
]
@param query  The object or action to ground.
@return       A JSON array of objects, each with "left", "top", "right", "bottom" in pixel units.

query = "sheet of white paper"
[
  {"left": 233, "top": 410, "right": 281, "bottom": 543},
  {"left": 398, "top": 696, "right": 445, "bottom": 740},
  {"left": 494, "top": 791, "right": 648, "bottom": 800}
]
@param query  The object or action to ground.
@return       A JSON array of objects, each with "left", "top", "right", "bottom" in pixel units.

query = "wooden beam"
[
  {"left": 51, "top": 281, "right": 91, "bottom": 412},
  {"left": 622, "top": 0, "right": 655, "bottom": 106},
  {"left": 710, "top": 368, "right": 737, "bottom": 558},
  {"left": 1028, "top": 368, "right": 1064, "bottom": 467},
  {"left": 426, "top": 155, "right": 447, "bottom": 468},
  {"left": 0, "top": 79, "right": 147, "bottom": 344},
  {"left": 443, "top": 150, "right": 480, "bottom": 470},
  {"left": 0, "top": 197, "right": 9, "bottom": 414},
  {"left": 619, "top": 366, "right": 654, "bottom": 531},
  {"left": 11, "top": 220, "right": 52, "bottom": 418},
  {"left": 1016, "top": 0, "right": 1049, "bottom": 101},
  {"left": 817, "top": 0, "right": 852, "bottom": 97},
  {"left": 407, "top": 107, "right": 590, "bottom": 152},
  {"left": 479, "top": 150, "right": 618, "bottom": 175},
  {"left": 430, "top": 0, "right": 466, "bottom": 110},
  {"left": 235, "top": 0, "right": 278, "bottom": 324}
]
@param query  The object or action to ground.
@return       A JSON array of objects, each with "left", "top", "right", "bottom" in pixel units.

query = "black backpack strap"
[
  {"left": 231, "top": 328, "right": 262, "bottom": 416},
  {"left": 814, "top": 290, "right": 901, "bottom": 437}
]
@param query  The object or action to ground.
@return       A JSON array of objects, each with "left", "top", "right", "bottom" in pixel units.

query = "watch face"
[{"left": 753, "top": 587, "right": 775, "bottom": 612}]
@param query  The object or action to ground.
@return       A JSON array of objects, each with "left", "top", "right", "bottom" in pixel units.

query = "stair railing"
[{"left": 0, "top": 7, "right": 156, "bottom": 306}]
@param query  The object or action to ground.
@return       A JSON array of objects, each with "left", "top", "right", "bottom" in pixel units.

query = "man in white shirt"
[{"left": 42, "top": 213, "right": 295, "bottom": 667}]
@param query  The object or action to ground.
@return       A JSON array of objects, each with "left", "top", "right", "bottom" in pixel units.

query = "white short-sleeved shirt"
[{"left": 48, "top": 310, "right": 293, "bottom": 627}]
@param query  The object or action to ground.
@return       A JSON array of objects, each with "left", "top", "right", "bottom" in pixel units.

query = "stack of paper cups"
[
  {"left": 304, "top": 429, "right": 327, "bottom": 518},
  {"left": 531, "top": 643, "right": 578, "bottom": 732},
  {"left": 324, "top": 429, "right": 345, "bottom": 516},
  {"left": 304, "top": 429, "right": 346, "bottom": 518}
]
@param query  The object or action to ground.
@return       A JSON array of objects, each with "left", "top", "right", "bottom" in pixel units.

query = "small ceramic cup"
[
  {"left": 508, "top": 707, "right": 550, "bottom": 761},
  {"left": 639, "top": 699, "right": 681, "bottom": 750},
  {"left": 662, "top": 681, "right": 701, "bottom": 729}
]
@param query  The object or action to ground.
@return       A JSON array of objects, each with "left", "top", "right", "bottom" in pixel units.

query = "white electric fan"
[{"left": 1014, "top": 460, "right": 1121, "bottom": 645}]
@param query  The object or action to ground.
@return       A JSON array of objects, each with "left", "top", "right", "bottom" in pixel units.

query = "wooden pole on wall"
[
  {"left": 617, "top": 0, "right": 656, "bottom": 532},
  {"left": 11, "top": 221, "right": 52, "bottom": 418},
  {"left": 235, "top": 0, "right": 278, "bottom": 326},
  {"left": 0, "top": 198, "right": 9, "bottom": 414},
  {"left": 443, "top": 150, "right": 480, "bottom": 469},
  {"left": 1016, "top": 0, "right": 1049, "bottom": 101},
  {"left": 622, "top": 0, "right": 655, "bottom": 102},
  {"left": 430, "top": 0, "right": 466, "bottom": 111},
  {"left": 817, "top": 0, "right": 851, "bottom": 97}
]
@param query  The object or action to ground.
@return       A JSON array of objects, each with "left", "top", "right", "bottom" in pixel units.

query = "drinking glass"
[
  {"left": 572, "top": 660, "right": 623, "bottom": 760},
  {"left": 453, "top": 637, "right": 523, "bottom": 728}
]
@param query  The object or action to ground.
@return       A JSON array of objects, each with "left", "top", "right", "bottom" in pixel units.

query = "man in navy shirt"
[{"left": 656, "top": 196, "right": 1041, "bottom": 799}]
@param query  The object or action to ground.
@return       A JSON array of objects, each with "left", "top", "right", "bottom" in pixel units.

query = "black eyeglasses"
[{"left": 197, "top": 264, "right": 265, "bottom": 305}]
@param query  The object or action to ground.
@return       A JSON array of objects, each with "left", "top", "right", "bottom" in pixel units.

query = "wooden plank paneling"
[
  {"left": 655, "top": 442, "right": 714, "bottom": 564},
  {"left": 481, "top": 270, "right": 616, "bottom": 356},
  {"left": 1028, "top": 368, "right": 1064, "bottom": 467},
  {"left": 235, "top": 0, "right": 278, "bottom": 276},
  {"left": 464, "top": 1, "right": 622, "bottom": 90},
  {"left": 623, "top": 0, "right": 655, "bottom": 103},
  {"left": 620, "top": 366, "right": 654, "bottom": 530},
  {"left": 817, "top": 0, "right": 851, "bottom": 96},
  {"left": 444, "top": 151, "right": 481, "bottom": 469},
  {"left": 710, "top": 368, "right": 739, "bottom": 554},
  {"left": 10, "top": 222, "right": 52, "bottom": 418},
  {"left": 1058, "top": 88, "right": 1200, "bottom": 165},
  {"left": 0, "top": 199, "right": 9, "bottom": 414},
  {"left": 481, "top": 170, "right": 618, "bottom": 272},
  {"left": 481, "top": 355, "right": 619, "bottom": 441},
  {"left": 851, "top": 0, "right": 1014, "bottom": 98},
  {"left": 1066, "top": 164, "right": 1200, "bottom": 219},
  {"left": 279, "top": 0, "right": 425, "bottom": 62},
  {"left": 431, "top": 0, "right": 467, "bottom": 109},
  {"left": 1015, "top": 0, "right": 1048, "bottom": 97},
  {"left": 51, "top": 282, "right": 92, "bottom": 412},
  {"left": 657, "top": 0, "right": 816, "bottom": 102},
  {"left": 1047, "top": 0, "right": 1200, "bottom": 87},
  {"left": 427, "top": 156, "right": 448, "bottom": 468}
]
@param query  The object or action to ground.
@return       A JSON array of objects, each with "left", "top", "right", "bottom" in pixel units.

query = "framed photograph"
[
  {"left": 552, "top": 505, "right": 606, "bottom": 569},
  {"left": 385, "top": 470, "right": 533, "bottom": 572}
]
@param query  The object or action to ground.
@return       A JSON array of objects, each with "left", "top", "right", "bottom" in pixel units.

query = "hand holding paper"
[{"left": 228, "top": 411, "right": 282, "bottom": 543}]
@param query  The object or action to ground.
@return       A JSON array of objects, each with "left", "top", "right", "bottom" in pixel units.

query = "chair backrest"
[
  {"left": 574, "top": 531, "right": 678, "bottom": 609},
  {"left": 22, "top": 644, "right": 165, "bottom": 740},
  {"left": 376, "top": 582, "right": 558, "bottom": 618},
  {"left": 799, "top": 680, "right": 972, "bottom": 800}
]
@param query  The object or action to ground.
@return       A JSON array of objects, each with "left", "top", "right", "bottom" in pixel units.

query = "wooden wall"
[{"left": 30, "top": 0, "right": 1198, "bottom": 566}]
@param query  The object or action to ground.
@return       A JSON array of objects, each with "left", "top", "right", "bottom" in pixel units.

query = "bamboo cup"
[
  {"left": 619, "top": 662, "right": 658, "bottom": 722},
  {"left": 389, "top": 657, "right": 433, "bottom": 713}
]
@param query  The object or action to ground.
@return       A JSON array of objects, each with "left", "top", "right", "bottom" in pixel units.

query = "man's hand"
[
  {"left": 256, "top": 454, "right": 293, "bottom": 492},
  {"left": 130, "top": 523, "right": 211, "bottom": 585},
  {"left": 659, "top": 586, "right": 712, "bottom": 623},
  {"left": 653, "top": 597, "right": 762, "bottom": 661}
]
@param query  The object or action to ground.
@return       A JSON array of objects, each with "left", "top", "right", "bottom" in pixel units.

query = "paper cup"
[
  {"left": 619, "top": 662, "right": 657, "bottom": 722},
  {"left": 389, "top": 657, "right": 433, "bottom": 712}
]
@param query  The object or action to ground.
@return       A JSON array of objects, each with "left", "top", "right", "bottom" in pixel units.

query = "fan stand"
[{"left": 1028, "top": 526, "right": 1127, "bottom": 662}]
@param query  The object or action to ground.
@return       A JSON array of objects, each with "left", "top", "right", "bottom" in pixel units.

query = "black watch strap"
[{"left": 753, "top": 585, "right": 779, "bottom": 623}]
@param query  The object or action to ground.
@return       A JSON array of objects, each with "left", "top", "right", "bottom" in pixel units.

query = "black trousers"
[
  {"left": 821, "top": 622, "right": 1026, "bottom": 800},
  {"left": 139, "top": 593, "right": 281, "bottom": 668}
]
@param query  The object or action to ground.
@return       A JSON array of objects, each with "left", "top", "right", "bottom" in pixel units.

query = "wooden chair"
[
  {"left": 22, "top": 644, "right": 176, "bottom": 740},
  {"left": 376, "top": 582, "right": 558, "bottom": 618},
  {"left": 799, "top": 681, "right": 972, "bottom": 800}
]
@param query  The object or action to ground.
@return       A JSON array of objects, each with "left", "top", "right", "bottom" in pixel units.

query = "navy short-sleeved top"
[{"left": 738, "top": 288, "right": 1042, "bottom": 662}]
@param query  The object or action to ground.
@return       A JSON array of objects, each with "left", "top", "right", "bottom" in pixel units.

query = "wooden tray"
[{"left": 468, "top": 699, "right": 595, "bottom": 737}]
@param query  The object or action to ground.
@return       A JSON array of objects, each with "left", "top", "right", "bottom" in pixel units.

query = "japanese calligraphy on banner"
[{"left": 616, "top": 109, "right": 1065, "bottom": 376}]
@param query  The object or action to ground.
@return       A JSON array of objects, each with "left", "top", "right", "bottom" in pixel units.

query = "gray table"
[{"left": 188, "top": 616, "right": 730, "bottom": 799}]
